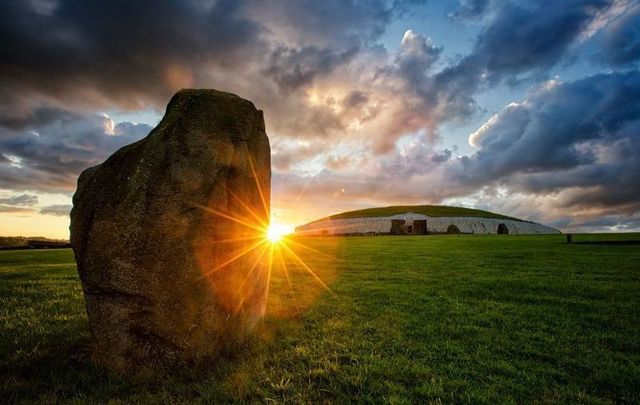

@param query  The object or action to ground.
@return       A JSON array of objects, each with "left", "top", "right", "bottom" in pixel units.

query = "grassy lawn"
[{"left": 1, "top": 234, "right": 639, "bottom": 403}]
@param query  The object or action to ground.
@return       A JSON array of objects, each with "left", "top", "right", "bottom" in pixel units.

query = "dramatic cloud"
[
  {"left": 0, "top": 193, "right": 38, "bottom": 206},
  {"left": 456, "top": 72, "right": 639, "bottom": 180},
  {"left": 0, "top": 205, "right": 35, "bottom": 214},
  {"left": 0, "top": 0, "right": 620, "bottom": 150},
  {"left": 249, "top": 0, "right": 394, "bottom": 47},
  {"left": 39, "top": 204, "right": 72, "bottom": 217},
  {"left": 395, "top": 30, "right": 442, "bottom": 81},
  {"left": 0, "top": 0, "right": 638, "bottom": 233},
  {"left": 264, "top": 46, "right": 359, "bottom": 92},
  {"left": 0, "top": 0, "right": 434, "bottom": 162},
  {"left": 415, "top": 0, "right": 616, "bottom": 125},
  {"left": 565, "top": 213, "right": 640, "bottom": 232},
  {"left": 0, "top": 0, "right": 262, "bottom": 116},
  {"left": 0, "top": 0, "right": 407, "bottom": 118},
  {"left": 275, "top": 70, "right": 640, "bottom": 229},
  {"left": 471, "top": 1, "right": 609, "bottom": 79},
  {"left": 445, "top": 71, "right": 640, "bottom": 224},
  {"left": 341, "top": 0, "right": 621, "bottom": 154},
  {"left": 0, "top": 192, "right": 38, "bottom": 215},
  {"left": 599, "top": 3, "right": 640, "bottom": 65},
  {"left": 0, "top": 109, "right": 150, "bottom": 191}
]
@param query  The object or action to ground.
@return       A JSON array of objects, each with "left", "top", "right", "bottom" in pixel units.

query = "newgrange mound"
[{"left": 295, "top": 205, "right": 559, "bottom": 236}]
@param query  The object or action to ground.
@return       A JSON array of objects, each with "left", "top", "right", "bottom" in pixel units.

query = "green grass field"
[
  {"left": 2, "top": 234, "right": 639, "bottom": 403},
  {"left": 313, "top": 204, "right": 524, "bottom": 223}
]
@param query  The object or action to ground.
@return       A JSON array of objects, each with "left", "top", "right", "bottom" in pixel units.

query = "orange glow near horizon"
[
  {"left": 193, "top": 205, "right": 337, "bottom": 319},
  {"left": 266, "top": 222, "right": 294, "bottom": 243}
]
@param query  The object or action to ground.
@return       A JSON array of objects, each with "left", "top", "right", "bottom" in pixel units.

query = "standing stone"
[{"left": 70, "top": 89, "right": 271, "bottom": 373}]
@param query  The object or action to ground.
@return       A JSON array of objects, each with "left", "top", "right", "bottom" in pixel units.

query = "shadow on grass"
[{"left": 1, "top": 327, "right": 266, "bottom": 403}]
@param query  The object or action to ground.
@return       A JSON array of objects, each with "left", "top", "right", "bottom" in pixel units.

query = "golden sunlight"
[
  {"left": 266, "top": 222, "right": 294, "bottom": 243},
  {"left": 193, "top": 150, "right": 336, "bottom": 322}
]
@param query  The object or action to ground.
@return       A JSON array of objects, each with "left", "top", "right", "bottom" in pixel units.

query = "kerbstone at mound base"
[{"left": 70, "top": 89, "right": 271, "bottom": 373}]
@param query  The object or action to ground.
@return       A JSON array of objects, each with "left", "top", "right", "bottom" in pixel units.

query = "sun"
[{"left": 266, "top": 222, "right": 293, "bottom": 243}]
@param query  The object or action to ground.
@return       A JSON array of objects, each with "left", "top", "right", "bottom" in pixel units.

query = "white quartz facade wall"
[{"left": 295, "top": 213, "right": 560, "bottom": 235}]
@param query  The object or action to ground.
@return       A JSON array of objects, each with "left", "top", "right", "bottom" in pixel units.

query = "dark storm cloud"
[
  {"left": 471, "top": 1, "right": 609, "bottom": 80},
  {"left": 568, "top": 214, "right": 640, "bottom": 231},
  {"left": 0, "top": 108, "right": 76, "bottom": 132},
  {"left": 395, "top": 30, "right": 442, "bottom": 84},
  {"left": 249, "top": 0, "right": 395, "bottom": 47},
  {"left": 265, "top": 46, "right": 359, "bottom": 92},
  {"left": 599, "top": 3, "right": 640, "bottom": 65},
  {"left": 342, "top": 91, "right": 370, "bottom": 109},
  {"left": 0, "top": 0, "right": 613, "bottom": 148},
  {"left": 0, "top": 109, "right": 151, "bottom": 191},
  {"left": 0, "top": 0, "right": 415, "bottom": 149},
  {"left": 388, "top": 0, "right": 614, "bottom": 135},
  {"left": 451, "top": 71, "right": 640, "bottom": 212},
  {"left": 0, "top": 0, "right": 411, "bottom": 118},
  {"left": 0, "top": 0, "right": 262, "bottom": 115}
]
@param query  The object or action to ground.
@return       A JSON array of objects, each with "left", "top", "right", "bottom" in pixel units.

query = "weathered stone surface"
[{"left": 70, "top": 89, "right": 271, "bottom": 373}]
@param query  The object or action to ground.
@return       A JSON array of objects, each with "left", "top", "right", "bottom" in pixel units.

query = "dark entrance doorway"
[
  {"left": 390, "top": 219, "right": 408, "bottom": 235},
  {"left": 497, "top": 223, "right": 509, "bottom": 234},
  {"left": 413, "top": 220, "right": 427, "bottom": 235},
  {"left": 447, "top": 224, "right": 460, "bottom": 234}
]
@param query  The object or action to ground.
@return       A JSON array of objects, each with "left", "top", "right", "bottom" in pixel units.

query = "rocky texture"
[
  {"left": 70, "top": 89, "right": 271, "bottom": 373},
  {"left": 296, "top": 212, "right": 560, "bottom": 235}
]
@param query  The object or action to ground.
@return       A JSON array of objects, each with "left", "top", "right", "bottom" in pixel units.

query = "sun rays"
[
  {"left": 193, "top": 152, "right": 337, "bottom": 317},
  {"left": 266, "top": 222, "right": 293, "bottom": 243}
]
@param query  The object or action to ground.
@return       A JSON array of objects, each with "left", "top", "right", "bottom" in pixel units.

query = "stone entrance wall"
[{"left": 295, "top": 212, "right": 560, "bottom": 236}]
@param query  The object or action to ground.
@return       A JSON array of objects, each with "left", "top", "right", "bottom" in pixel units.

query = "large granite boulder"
[{"left": 70, "top": 89, "right": 271, "bottom": 373}]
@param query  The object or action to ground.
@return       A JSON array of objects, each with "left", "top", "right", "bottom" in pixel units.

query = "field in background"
[
  {"left": 0, "top": 236, "right": 70, "bottom": 249},
  {"left": 1, "top": 234, "right": 639, "bottom": 402}
]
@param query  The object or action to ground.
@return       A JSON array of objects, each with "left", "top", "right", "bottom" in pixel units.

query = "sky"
[{"left": 1, "top": 0, "right": 639, "bottom": 238}]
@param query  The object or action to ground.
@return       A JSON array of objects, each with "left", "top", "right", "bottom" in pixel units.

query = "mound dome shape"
[{"left": 295, "top": 205, "right": 559, "bottom": 235}]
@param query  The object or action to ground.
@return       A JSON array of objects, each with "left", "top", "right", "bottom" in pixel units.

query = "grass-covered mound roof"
[{"left": 311, "top": 205, "right": 525, "bottom": 223}]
